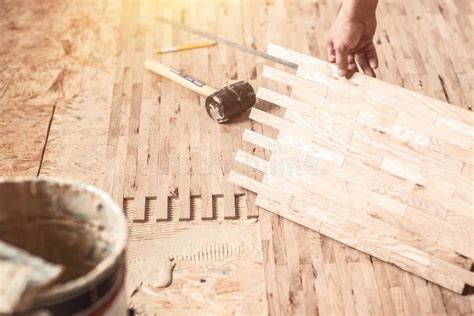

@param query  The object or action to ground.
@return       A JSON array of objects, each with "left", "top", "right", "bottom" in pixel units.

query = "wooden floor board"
[{"left": 1, "top": 0, "right": 472, "bottom": 314}]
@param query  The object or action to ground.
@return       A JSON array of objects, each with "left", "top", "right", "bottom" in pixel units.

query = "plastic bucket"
[{"left": 0, "top": 177, "right": 128, "bottom": 315}]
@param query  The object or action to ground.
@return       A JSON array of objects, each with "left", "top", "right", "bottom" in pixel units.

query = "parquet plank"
[
  {"left": 143, "top": 39, "right": 161, "bottom": 219},
  {"left": 178, "top": 97, "right": 192, "bottom": 221},
  {"left": 133, "top": 37, "right": 150, "bottom": 221}
]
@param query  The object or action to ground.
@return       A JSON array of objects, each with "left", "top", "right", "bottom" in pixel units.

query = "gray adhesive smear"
[{"left": 127, "top": 257, "right": 176, "bottom": 298}]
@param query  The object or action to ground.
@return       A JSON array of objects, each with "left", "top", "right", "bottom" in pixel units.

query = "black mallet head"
[{"left": 205, "top": 81, "right": 256, "bottom": 123}]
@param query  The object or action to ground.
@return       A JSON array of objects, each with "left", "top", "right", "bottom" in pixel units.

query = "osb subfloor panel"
[
  {"left": 126, "top": 218, "right": 266, "bottom": 314},
  {"left": 0, "top": 0, "right": 473, "bottom": 315}
]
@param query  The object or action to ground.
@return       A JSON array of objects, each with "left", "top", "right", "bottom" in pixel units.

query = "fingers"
[
  {"left": 354, "top": 50, "right": 375, "bottom": 77},
  {"left": 335, "top": 42, "right": 350, "bottom": 76},
  {"left": 328, "top": 39, "right": 352, "bottom": 76},
  {"left": 365, "top": 42, "right": 378, "bottom": 69},
  {"left": 327, "top": 35, "right": 377, "bottom": 77},
  {"left": 348, "top": 54, "right": 358, "bottom": 72}
]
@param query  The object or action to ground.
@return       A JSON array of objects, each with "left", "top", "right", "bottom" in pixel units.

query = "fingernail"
[
  {"left": 337, "top": 69, "right": 345, "bottom": 77},
  {"left": 369, "top": 61, "right": 378, "bottom": 69}
]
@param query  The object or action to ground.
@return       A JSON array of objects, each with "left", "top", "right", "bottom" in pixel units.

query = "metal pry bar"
[{"left": 155, "top": 16, "right": 298, "bottom": 70}]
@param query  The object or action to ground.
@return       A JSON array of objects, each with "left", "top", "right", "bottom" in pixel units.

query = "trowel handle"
[{"left": 145, "top": 60, "right": 218, "bottom": 97}]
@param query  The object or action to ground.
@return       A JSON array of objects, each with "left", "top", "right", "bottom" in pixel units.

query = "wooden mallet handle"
[{"left": 145, "top": 60, "right": 217, "bottom": 97}]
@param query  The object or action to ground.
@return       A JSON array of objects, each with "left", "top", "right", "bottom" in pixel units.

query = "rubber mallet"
[{"left": 145, "top": 60, "right": 256, "bottom": 123}]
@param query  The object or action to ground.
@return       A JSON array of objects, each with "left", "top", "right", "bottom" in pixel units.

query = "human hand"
[{"left": 327, "top": 0, "right": 378, "bottom": 77}]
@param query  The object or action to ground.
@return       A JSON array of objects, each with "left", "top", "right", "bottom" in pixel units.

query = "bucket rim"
[{"left": 0, "top": 176, "right": 128, "bottom": 303}]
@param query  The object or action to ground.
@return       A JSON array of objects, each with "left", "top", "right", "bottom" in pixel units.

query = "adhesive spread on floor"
[
  {"left": 127, "top": 257, "right": 176, "bottom": 298},
  {"left": 126, "top": 220, "right": 267, "bottom": 314},
  {"left": 127, "top": 220, "right": 261, "bottom": 261},
  {"left": 128, "top": 252, "right": 266, "bottom": 315}
]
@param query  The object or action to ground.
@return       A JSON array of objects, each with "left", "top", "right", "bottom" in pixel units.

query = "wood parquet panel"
[{"left": 229, "top": 44, "right": 474, "bottom": 294}]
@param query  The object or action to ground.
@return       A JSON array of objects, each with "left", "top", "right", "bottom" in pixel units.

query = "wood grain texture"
[
  {"left": 1, "top": 0, "right": 473, "bottom": 314},
  {"left": 230, "top": 44, "right": 474, "bottom": 294}
]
